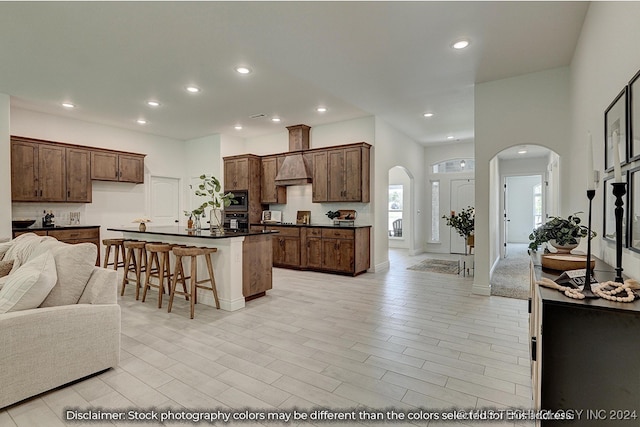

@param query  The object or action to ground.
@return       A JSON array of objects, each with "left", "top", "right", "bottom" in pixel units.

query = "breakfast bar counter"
[{"left": 108, "top": 226, "right": 277, "bottom": 311}]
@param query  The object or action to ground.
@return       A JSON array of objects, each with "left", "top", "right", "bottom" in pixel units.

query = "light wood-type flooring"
[{"left": 1, "top": 249, "right": 534, "bottom": 426}]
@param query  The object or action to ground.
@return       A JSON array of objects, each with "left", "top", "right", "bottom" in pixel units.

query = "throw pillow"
[
  {"left": 0, "top": 252, "right": 57, "bottom": 313},
  {"left": 0, "top": 240, "right": 13, "bottom": 261},
  {"left": 39, "top": 242, "right": 97, "bottom": 307},
  {"left": 2, "top": 233, "right": 43, "bottom": 274},
  {"left": 0, "top": 260, "right": 13, "bottom": 277}
]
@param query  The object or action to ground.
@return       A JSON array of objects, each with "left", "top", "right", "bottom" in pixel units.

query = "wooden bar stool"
[
  {"left": 142, "top": 243, "right": 174, "bottom": 308},
  {"left": 168, "top": 246, "right": 220, "bottom": 319},
  {"left": 121, "top": 240, "right": 148, "bottom": 300},
  {"left": 102, "top": 238, "right": 126, "bottom": 270}
]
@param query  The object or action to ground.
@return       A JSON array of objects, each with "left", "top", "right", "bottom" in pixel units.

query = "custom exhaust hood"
[{"left": 274, "top": 124, "right": 313, "bottom": 186}]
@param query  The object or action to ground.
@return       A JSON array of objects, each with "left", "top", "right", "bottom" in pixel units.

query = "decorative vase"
[
  {"left": 210, "top": 208, "right": 223, "bottom": 233},
  {"left": 138, "top": 222, "right": 146, "bottom": 232},
  {"left": 549, "top": 238, "right": 579, "bottom": 254}
]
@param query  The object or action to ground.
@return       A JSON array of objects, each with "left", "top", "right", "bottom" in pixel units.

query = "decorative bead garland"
[
  {"left": 537, "top": 278, "right": 640, "bottom": 303},
  {"left": 593, "top": 281, "right": 636, "bottom": 303}
]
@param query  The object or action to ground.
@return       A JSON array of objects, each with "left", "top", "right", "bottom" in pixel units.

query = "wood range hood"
[{"left": 274, "top": 124, "right": 313, "bottom": 186}]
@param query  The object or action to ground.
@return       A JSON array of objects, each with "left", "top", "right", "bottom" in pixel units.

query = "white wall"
[
  {"left": 475, "top": 67, "right": 571, "bottom": 295},
  {"left": 0, "top": 94, "right": 10, "bottom": 240},
  {"left": 10, "top": 108, "right": 188, "bottom": 241},
  {"left": 569, "top": 2, "right": 640, "bottom": 280}
]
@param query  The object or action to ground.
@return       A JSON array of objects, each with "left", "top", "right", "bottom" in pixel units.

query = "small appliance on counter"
[
  {"left": 296, "top": 211, "right": 311, "bottom": 225},
  {"left": 261, "top": 210, "right": 282, "bottom": 224},
  {"left": 332, "top": 209, "right": 357, "bottom": 227}
]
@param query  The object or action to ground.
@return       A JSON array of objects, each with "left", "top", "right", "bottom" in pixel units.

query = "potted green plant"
[
  {"left": 442, "top": 206, "right": 475, "bottom": 255},
  {"left": 528, "top": 212, "right": 596, "bottom": 252},
  {"left": 187, "top": 174, "right": 236, "bottom": 232}
]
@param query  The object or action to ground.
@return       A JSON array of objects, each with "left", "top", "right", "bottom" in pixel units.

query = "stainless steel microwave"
[{"left": 225, "top": 190, "right": 248, "bottom": 211}]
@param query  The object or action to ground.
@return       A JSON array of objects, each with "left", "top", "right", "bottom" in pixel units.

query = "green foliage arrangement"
[
  {"left": 442, "top": 206, "right": 475, "bottom": 238},
  {"left": 528, "top": 212, "right": 596, "bottom": 251},
  {"left": 184, "top": 175, "right": 236, "bottom": 227}
]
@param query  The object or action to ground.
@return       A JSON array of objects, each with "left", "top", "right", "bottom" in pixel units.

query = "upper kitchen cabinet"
[
  {"left": 11, "top": 137, "right": 79, "bottom": 202},
  {"left": 65, "top": 147, "right": 92, "bottom": 202},
  {"left": 223, "top": 154, "right": 264, "bottom": 224},
  {"left": 312, "top": 143, "right": 371, "bottom": 203},
  {"left": 261, "top": 155, "right": 287, "bottom": 204},
  {"left": 91, "top": 150, "right": 145, "bottom": 183}
]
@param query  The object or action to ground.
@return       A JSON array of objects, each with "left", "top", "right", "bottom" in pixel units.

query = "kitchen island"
[{"left": 108, "top": 226, "right": 276, "bottom": 311}]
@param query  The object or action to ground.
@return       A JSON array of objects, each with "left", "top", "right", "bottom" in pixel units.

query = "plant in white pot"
[
  {"left": 189, "top": 175, "right": 236, "bottom": 232},
  {"left": 528, "top": 212, "right": 596, "bottom": 253}
]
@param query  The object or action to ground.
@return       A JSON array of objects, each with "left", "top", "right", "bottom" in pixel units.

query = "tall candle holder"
[
  {"left": 583, "top": 189, "right": 597, "bottom": 298},
  {"left": 612, "top": 182, "right": 627, "bottom": 282}
]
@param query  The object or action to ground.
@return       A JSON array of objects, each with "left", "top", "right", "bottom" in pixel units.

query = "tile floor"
[{"left": 1, "top": 249, "right": 534, "bottom": 426}]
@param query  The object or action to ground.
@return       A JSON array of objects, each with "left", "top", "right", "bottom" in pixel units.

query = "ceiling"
[{"left": 0, "top": 2, "right": 588, "bottom": 146}]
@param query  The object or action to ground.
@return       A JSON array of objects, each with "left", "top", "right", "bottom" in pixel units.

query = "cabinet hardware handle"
[
  {"left": 35, "top": 190, "right": 37, "bottom": 196},
  {"left": 115, "top": 170, "right": 118, "bottom": 178},
  {"left": 40, "top": 190, "right": 42, "bottom": 197},
  {"left": 68, "top": 191, "right": 70, "bottom": 197},
  {"left": 531, "top": 337, "right": 537, "bottom": 361}
]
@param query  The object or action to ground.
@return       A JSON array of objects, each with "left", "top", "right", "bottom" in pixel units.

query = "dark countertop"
[
  {"left": 13, "top": 225, "right": 100, "bottom": 232},
  {"left": 251, "top": 222, "right": 371, "bottom": 229},
  {"left": 108, "top": 226, "right": 278, "bottom": 239}
]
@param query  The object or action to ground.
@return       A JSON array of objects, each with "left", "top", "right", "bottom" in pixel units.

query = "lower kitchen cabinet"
[{"left": 258, "top": 224, "right": 370, "bottom": 276}]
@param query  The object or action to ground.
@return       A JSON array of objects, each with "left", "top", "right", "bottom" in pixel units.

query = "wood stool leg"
[
  {"left": 120, "top": 248, "right": 133, "bottom": 296},
  {"left": 157, "top": 252, "right": 168, "bottom": 308},
  {"left": 103, "top": 244, "right": 112, "bottom": 269},
  {"left": 168, "top": 255, "right": 182, "bottom": 313},
  {"left": 204, "top": 253, "right": 220, "bottom": 309},
  {"left": 134, "top": 247, "right": 143, "bottom": 300},
  {"left": 142, "top": 251, "right": 157, "bottom": 303},
  {"left": 190, "top": 255, "right": 197, "bottom": 319}
]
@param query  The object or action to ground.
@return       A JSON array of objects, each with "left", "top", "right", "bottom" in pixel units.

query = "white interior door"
[
  {"left": 505, "top": 175, "right": 542, "bottom": 244},
  {"left": 450, "top": 179, "right": 475, "bottom": 254},
  {"left": 150, "top": 176, "right": 180, "bottom": 225}
]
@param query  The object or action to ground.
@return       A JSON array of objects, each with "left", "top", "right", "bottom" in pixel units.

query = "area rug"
[
  {"left": 407, "top": 259, "right": 459, "bottom": 275},
  {"left": 490, "top": 244, "right": 531, "bottom": 300}
]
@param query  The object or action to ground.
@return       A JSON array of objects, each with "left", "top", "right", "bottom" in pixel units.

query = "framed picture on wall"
[
  {"left": 629, "top": 166, "right": 640, "bottom": 253},
  {"left": 603, "top": 173, "right": 628, "bottom": 246},
  {"left": 604, "top": 87, "right": 628, "bottom": 172},
  {"left": 629, "top": 69, "right": 640, "bottom": 162}
]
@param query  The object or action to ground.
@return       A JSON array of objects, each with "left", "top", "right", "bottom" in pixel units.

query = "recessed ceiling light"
[
  {"left": 147, "top": 100, "right": 160, "bottom": 107},
  {"left": 271, "top": 117, "right": 281, "bottom": 123},
  {"left": 316, "top": 107, "right": 328, "bottom": 113},
  {"left": 235, "top": 66, "right": 251, "bottom": 74},
  {"left": 234, "top": 125, "right": 243, "bottom": 130},
  {"left": 423, "top": 112, "right": 434, "bottom": 118},
  {"left": 452, "top": 39, "right": 470, "bottom": 50},
  {"left": 186, "top": 86, "right": 200, "bottom": 93},
  {"left": 62, "top": 102, "right": 75, "bottom": 109},
  {"left": 137, "top": 119, "right": 147, "bottom": 125},
  {"left": 447, "top": 135, "right": 455, "bottom": 140},
  {"left": 518, "top": 149, "right": 528, "bottom": 154}
]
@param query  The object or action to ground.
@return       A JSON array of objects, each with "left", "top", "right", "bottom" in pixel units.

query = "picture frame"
[
  {"left": 603, "top": 173, "right": 628, "bottom": 246},
  {"left": 604, "top": 87, "right": 628, "bottom": 172},
  {"left": 629, "top": 69, "right": 640, "bottom": 162},
  {"left": 629, "top": 166, "right": 640, "bottom": 254}
]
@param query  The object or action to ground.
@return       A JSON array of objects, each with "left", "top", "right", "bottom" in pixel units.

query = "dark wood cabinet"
[
  {"left": 91, "top": 151, "right": 144, "bottom": 183},
  {"left": 11, "top": 138, "right": 70, "bottom": 202},
  {"left": 530, "top": 259, "right": 640, "bottom": 426},
  {"left": 66, "top": 148, "right": 92, "bottom": 202},
  {"left": 224, "top": 157, "right": 250, "bottom": 191},
  {"left": 267, "top": 226, "right": 301, "bottom": 268},
  {"left": 261, "top": 156, "right": 287, "bottom": 204},
  {"left": 304, "top": 227, "right": 323, "bottom": 269},
  {"left": 312, "top": 143, "right": 370, "bottom": 203}
]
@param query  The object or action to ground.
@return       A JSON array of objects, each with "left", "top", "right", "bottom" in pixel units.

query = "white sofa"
[{"left": 0, "top": 233, "right": 120, "bottom": 408}]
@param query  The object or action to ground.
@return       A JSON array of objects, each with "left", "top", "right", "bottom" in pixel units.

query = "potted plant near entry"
[
  {"left": 442, "top": 206, "right": 475, "bottom": 255},
  {"left": 188, "top": 174, "right": 236, "bottom": 233},
  {"left": 528, "top": 212, "right": 596, "bottom": 253}
]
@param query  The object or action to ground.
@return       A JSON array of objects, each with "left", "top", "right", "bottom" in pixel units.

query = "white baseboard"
[{"left": 372, "top": 260, "right": 390, "bottom": 273}]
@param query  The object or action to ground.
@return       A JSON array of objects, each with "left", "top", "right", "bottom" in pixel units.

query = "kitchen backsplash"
[
  {"left": 12, "top": 202, "right": 87, "bottom": 227},
  {"left": 267, "top": 184, "right": 372, "bottom": 225}
]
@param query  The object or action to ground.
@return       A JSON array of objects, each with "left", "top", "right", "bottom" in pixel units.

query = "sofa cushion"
[
  {"left": 39, "top": 242, "right": 97, "bottom": 307},
  {"left": 3, "top": 233, "right": 43, "bottom": 274},
  {"left": 0, "top": 252, "right": 57, "bottom": 313},
  {"left": 0, "top": 240, "right": 13, "bottom": 260}
]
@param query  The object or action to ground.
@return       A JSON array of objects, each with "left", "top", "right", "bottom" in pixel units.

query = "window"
[
  {"left": 432, "top": 159, "right": 475, "bottom": 174},
  {"left": 431, "top": 181, "right": 440, "bottom": 242},
  {"left": 533, "top": 183, "right": 542, "bottom": 228},
  {"left": 388, "top": 185, "right": 403, "bottom": 237}
]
